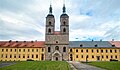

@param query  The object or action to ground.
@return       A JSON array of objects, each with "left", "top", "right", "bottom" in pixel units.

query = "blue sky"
[{"left": 0, "top": 0, "right": 120, "bottom": 41}]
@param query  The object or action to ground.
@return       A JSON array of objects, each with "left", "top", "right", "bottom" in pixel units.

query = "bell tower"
[
  {"left": 46, "top": 4, "right": 55, "bottom": 35},
  {"left": 60, "top": 3, "right": 69, "bottom": 35}
]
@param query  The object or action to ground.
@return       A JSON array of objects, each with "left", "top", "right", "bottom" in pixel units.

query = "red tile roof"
[
  {"left": 54, "top": 31, "right": 60, "bottom": 35},
  {"left": 0, "top": 41, "right": 45, "bottom": 48},
  {"left": 109, "top": 41, "right": 120, "bottom": 48}
]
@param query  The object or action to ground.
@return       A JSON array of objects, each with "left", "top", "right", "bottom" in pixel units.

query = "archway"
[{"left": 52, "top": 50, "right": 62, "bottom": 61}]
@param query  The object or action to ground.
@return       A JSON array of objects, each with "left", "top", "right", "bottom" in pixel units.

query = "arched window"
[
  {"left": 63, "top": 47, "right": 66, "bottom": 52},
  {"left": 63, "top": 28, "right": 66, "bottom": 32},
  {"left": 48, "top": 47, "right": 51, "bottom": 52},
  {"left": 55, "top": 46, "right": 59, "bottom": 50},
  {"left": 49, "top": 22, "right": 51, "bottom": 25},
  {"left": 56, "top": 41, "right": 58, "bottom": 43},
  {"left": 48, "top": 28, "right": 51, "bottom": 33},
  {"left": 63, "top": 21, "right": 66, "bottom": 25}
]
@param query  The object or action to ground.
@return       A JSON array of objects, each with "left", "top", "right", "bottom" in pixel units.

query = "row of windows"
[
  {"left": 70, "top": 49, "right": 118, "bottom": 53},
  {"left": 74, "top": 55, "right": 118, "bottom": 59},
  {"left": 48, "top": 21, "right": 67, "bottom": 26},
  {"left": 48, "top": 46, "right": 66, "bottom": 52},
  {"left": 1, "top": 54, "right": 44, "bottom": 59},
  {"left": 48, "top": 28, "right": 66, "bottom": 33},
  {"left": 1, "top": 49, "right": 44, "bottom": 52}
]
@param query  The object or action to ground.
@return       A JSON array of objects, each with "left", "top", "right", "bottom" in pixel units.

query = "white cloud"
[{"left": 0, "top": 0, "right": 120, "bottom": 41}]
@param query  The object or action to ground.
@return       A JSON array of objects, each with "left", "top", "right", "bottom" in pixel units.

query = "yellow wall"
[
  {"left": 69, "top": 48, "right": 120, "bottom": 61},
  {"left": 0, "top": 48, "right": 45, "bottom": 61},
  {"left": 0, "top": 47, "right": 120, "bottom": 61}
]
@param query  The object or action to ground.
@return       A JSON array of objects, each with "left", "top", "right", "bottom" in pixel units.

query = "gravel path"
[{"left": 68, "top": 61, "right": 106, "bottom": 70}]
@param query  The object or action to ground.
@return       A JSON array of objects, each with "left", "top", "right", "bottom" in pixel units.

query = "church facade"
[
  {"left": 0, "top": 4, "right": 120, "bottom": 61},
  {"left": 45, "top": 4, "right": 69, "bottom": 61}
]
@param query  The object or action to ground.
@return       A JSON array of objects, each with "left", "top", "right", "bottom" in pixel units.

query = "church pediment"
[{"left": 52, "top": 50, "right": 62, "bottom": 57}]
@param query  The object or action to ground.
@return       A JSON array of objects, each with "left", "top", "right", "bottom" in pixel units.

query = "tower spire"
[
  {"left": 49, "top": 2, "right": 52, "bottom": 14},
  {"left": 63, "top": 0, "right": 66, "bottom": 14}
]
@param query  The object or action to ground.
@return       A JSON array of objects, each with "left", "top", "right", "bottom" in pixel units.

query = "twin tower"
[{"left": 45, "top": 4, "right": 69, "bottom": 61}]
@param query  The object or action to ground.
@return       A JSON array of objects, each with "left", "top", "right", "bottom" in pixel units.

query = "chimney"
[
  {"left": 9, "top": 40, "right": 12, "bottom": 43},
  {"left": 112, "top": 39, "right": 114, "bottom": 41}
]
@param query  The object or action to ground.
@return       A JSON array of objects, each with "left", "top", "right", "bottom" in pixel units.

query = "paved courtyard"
[{"left": 68, "top": 61, "right": 105, "bottom": 70}]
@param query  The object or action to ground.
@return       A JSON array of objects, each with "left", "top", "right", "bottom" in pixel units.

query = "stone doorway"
[
  {"left": 52, "top": 50, "right": 62, "bottom": 61},
  {"left": 56, "top": 57, "right": 58, "bottom": 61}
]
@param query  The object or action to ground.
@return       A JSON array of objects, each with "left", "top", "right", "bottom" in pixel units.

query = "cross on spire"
[
  {"left": 63, "top": 0, "right": 66, "bottom": 14},
  {"left": 49, "top": 2, "right": 52, "bottom": 14}
]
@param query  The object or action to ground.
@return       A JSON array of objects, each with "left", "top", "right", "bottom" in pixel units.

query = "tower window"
[
  {"left": 56, "top": 41, "right": 58, "bottom": 43},
  {"left": 48, "top": 28, "right": 51, "bottom": 33},
  {"left": 55, "top": 46, "right": 59, "bottom": 50},
  {"left": 63, "top": 21, "right": 66, "bottom": 25},
  {"left": 48, "top": 47, "right": 51, "bottom": 52},
  {"left": 63, "top": 28, "right": 66, "bottom": 32},
  {"left": 49, "top": 22, "right": 51, "bottom": 25},
  {"left": 63, "top": 47, "right": 66, "bottom": 52}
]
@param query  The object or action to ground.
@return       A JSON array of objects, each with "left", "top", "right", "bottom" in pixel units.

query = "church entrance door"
[
  {"left": 56, "top": 57, "right": 58, "bottom": 61},
  {"left": 52, "top": 50, "right": 62, "bottom": 61}
]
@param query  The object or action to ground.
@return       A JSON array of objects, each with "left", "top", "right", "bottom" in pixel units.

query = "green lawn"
[
  {"left": 87, "top": 61, "right": 120, "bottom": 70},
  {"left": 0, "top": 61, "right": 70, "bottom": 70}
]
